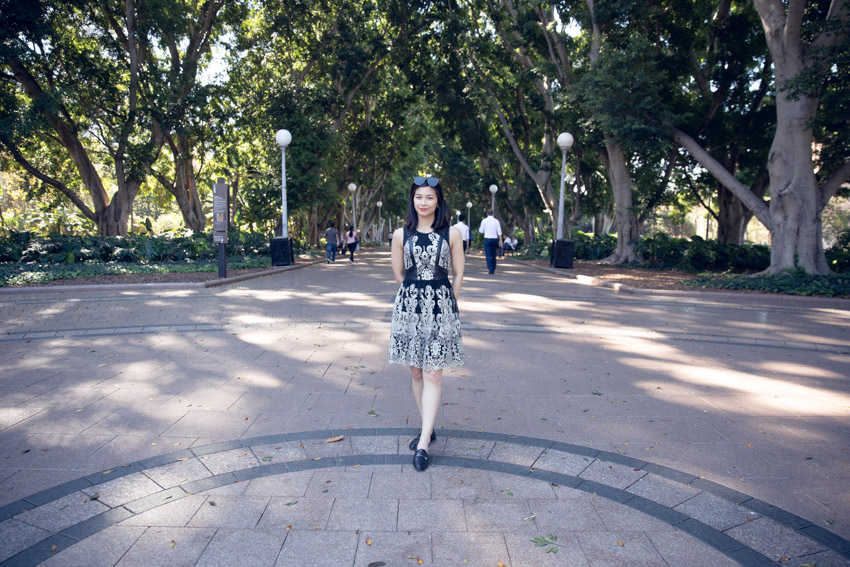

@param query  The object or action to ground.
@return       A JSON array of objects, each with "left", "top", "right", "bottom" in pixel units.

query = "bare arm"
[
  {"left": 449, "top": 226, "right": 465, "bottom": 299},
  {"left": 391, "top": 227, "right": 405, "bottom": 285}
]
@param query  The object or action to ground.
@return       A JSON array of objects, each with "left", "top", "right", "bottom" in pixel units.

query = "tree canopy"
[{"left": 1, "top": 0, "right": 848, "bottom": 273}]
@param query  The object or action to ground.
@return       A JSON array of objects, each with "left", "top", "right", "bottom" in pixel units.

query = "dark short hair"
[
  {"left": 329, "top": 221, "right": 335, "bottom": 227},
  {"left": 487, "top": 209, "right": 494, "bottom": 216},
  {"left": 405, "top": 181, "right": 450, "bottom": 231},
  {"left": 458, "top": 213, "right": 466, "bottom": 222}
]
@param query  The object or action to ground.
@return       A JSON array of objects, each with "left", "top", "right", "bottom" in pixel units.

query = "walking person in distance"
[
  {"left": 325, "top": 222, "right": 339, "bottom": 263},
  {"left": 453, "top": 213, "right": 471, "bottom": 254},
  {"left": 345, "top": 224, "right": 358, "bottom": 262},
  {"left": 479, "top": 209, "right": 503, "bottom": 274},
  {"left": 388, "top": 176, "right": 465, "bottom": 472}
]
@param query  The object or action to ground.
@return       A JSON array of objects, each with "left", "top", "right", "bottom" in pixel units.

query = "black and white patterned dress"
[{"left": 388, "top": 226, "right": 464, "bottom": 370}]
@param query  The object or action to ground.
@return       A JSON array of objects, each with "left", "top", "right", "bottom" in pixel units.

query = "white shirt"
[
  {"left": 478, "top": 215, "right": 502, "bottom": 239},
  {"left": 453, "top": 221, "right": 470, "bottom": 241}
]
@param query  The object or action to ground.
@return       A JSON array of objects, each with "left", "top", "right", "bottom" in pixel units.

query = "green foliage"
[
  {"left": 826, "top": 228, "right": 850, "bottom": 273},
  {"left": 0, "top": 230, "right": 279, "bottom": 266},
  {"left": 635, "top": 232, "right": 769, "bottom": 272},
  {"left": 572, "top": 231, "right": 617, "bottom": 261},
  {"left": 683, "top": 269, "right": 850, "bottom": 298},
  {"left": 0, "top": 256, "right": 272, "bottom": 287}
]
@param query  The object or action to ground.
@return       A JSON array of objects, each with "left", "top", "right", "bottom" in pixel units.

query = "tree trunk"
[
  {"left": 600, "top": 141, "right": 641, "bottom": 263},
  {"left": 97, "top": 181, "right": 140, "bottom": 236},
  {"left": 716, "top": 185, "right": 752, "bottom": 244}
]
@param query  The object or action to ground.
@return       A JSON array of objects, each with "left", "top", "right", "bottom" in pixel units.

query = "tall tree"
[{"left": 672, "top": 0, "right": 850, "bottom": 274}]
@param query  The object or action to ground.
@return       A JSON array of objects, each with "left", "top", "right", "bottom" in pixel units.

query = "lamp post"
[
  {"left": 552, "top": 131, "right": 575, "bottom": 269},
  {"left": 489, "top": 184, "right": 498, "bottom": 210},
  {"left": 271, "top": 129, "right": 293, "bottom": 265},
  {"left": 556, "top": 132, "right": 574, "bottom": 240},
  {"left": 376, "top": 200, "right": 383, "bottom": 243},
  {"left": 347, "top": 183, "right": 357, "bottom": 232}
]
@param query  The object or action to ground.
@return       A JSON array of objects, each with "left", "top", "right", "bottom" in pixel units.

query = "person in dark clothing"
[{"left": 325, "top": 222, "right": 340, "bottom": 263}]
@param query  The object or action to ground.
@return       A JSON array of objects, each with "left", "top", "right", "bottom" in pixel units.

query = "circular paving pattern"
[{"left": 1, "top": 428, "right": 849, "bottom": 566}]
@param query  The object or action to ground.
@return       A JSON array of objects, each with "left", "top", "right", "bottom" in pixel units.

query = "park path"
[{"left": 0, "top": 249, "right": 848, "bottom": 566}]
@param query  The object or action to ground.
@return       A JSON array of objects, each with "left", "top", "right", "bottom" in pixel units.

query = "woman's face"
[{"left": 413, "top": 186, "right": 438, "bottom": 217}]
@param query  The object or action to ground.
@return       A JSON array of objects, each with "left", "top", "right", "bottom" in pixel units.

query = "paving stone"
[
  {"left": 532, "top": 448, "right": 595, "bottom": 476},
  {"left": 488, "top": 439, "right": 546, "bottom": 465},
  {"left": 305, "top": 470, "right": 371, "bottom": 498},
  {"left": 590, "top": 494, "right": 677, "bottom": 531},
  {"left": 121, "top": 493, "right": 207, "bottom": 527},
  {"left": 782, "top": 549, "right": 850, "bottom": 567},
  {"left": 326, "top": 498, "right": 398, "bottom": 531},
  {"left": 644, "top": 528, "right": 744, "bottom": 567},
  {"left": 674, "top": 492, "right": 760, "bottom": 531},
  {"left": 249, "top": 440, "right": 308, "bottom": 464},
  {"left": 350, "top": 434, "right": 399, "bottom": 454},
  {"left": 528, "top": 497, "right": 607, "bottom": 531},
  {"left": 577, "top": 458, "right": 647, "bottom": 489},
  {"left": 142, "top": 457, "right": 213, "bottom": 489},
  {"left": 397, "top": 499, "right": 467, "bottom": 532},
  {"left": 257, "top": 497, "right": 334, "bottom": 530},
  {"left": 353, "top": 531, "right": 432, "bottom": 567},
  {"left": 432, "top": 532, "right": 510, "bottom": 567},
  {"left": 725, "top": 516, "right": 827, "bottom": 562},
  {"left": 0, "top": 407, "right": 46, "bottom": 431},
  {"left": 197, "top": 447, "right": 262, "bottom": 475},
  {"left": 368, "top": 470, "right": 432, "bottom": 499},
  {"left": 14, "top": 491, "right": 110, "bottom": 533},
  {"left": 504, "top": 531, "right": 589, "bottom": 566},
  {"left": 464, "top": 499, "right": 536, "bottom": 533},
  {"left": 574, "top": 530, "right": 667, "bottom": 567},
  {"left": 431, "top": 470, "right": 494, "bottom": 500},
  {"left": 0, "top": 518, "right": 51, "bottom": 562},
  {"left": 115, "top": 526, "right": 216, "bottom": 567},
  {"left": 242, "top": 471, "right": 313, "bottom": 498},
  {"left": 625, "top": 472, "right": 703, "bottom": 508},
  {"left": 491, "top": 473, "right": 557, "bottom": 499},
  {"left": 82, "top": 472, "right": 163, "bottom": 507},
  {"left": 195, "top": 528, "right": 286, "bottom": 567},
  {"left": 38, "top": 525, "right": 146, "bottom": 567},
  {"left": 187, "top": 495, "right": 271, "bottom": 528},
  {"left": 274, "top": 529, "right": 359, "bottom": 566},
  {"left": 443, "top": 437, "right": 496, "bottom": 458}
]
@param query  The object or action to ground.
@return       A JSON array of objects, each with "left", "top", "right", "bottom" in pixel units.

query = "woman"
[
  {"left": 388, "top": 176, "right": 465, "bottom": 471},
  {"left": 345, "top": 224, "right": 358, "bottom": 262}
]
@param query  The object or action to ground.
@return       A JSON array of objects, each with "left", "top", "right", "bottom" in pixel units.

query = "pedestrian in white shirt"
[
  {"left": 453, "top": 214, "right": 471, "bottom": 253},
  {"left": 478, "top": 209, "right": 503, "bottom": 274}
]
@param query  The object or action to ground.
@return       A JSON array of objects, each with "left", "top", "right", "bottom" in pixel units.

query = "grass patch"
[
  {"left": 0, "top": 257, "right": 272, "bottom": 287},
  {"left": 682, "top": 269, "right": 850, "bottom": 297}
]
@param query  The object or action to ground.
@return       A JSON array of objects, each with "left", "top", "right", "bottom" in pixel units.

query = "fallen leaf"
[
  {"left": 366, "top": 536, "right": 372, "bottom": 545},
  {"left": 367, "top": 563, "right": 386, "bottom": 567},
  {"left": 499, "top": 562, "right": 506, "bottom": 567},
  {"left": 617, "top": 540, "right": 624, "bottom": 547},
  {"left": 50, "top": 545, "right": 57, "bottom": 551},
  {"left": 170, "top": 541, "right": 176, "bottom": 548},
  {"left": 325, "top": 435, "right": 344, "bottom": 443}
]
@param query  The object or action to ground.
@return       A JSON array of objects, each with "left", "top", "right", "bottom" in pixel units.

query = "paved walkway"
[{"left": 0, "top": 249, "right": 848, "bottom": 566}]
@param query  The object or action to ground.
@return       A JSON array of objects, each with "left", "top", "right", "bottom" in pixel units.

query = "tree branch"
[
  {"left": 0, "top": 137, "right": 96, "bottom": 221},
  {"left": 819, "top": 161, "right": 850, "bottom": 207},
  {"left": 686, "top": 177, "right": 721, "bottom": 222},
  {"left": 670, "top": 125, "right": 772, "bottom": 229}
]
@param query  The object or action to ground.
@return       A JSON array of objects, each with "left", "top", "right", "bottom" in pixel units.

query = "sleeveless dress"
[{"left": 388, "top": 226, "right": 464, "bottom": 370}]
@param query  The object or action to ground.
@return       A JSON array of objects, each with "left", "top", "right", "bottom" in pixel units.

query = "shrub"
[
  {"left": 826, "top": 228, "right": 850, "bottom": 273},
  {"left": 683, "top": 268, "right": 850, "bottom": 297}
]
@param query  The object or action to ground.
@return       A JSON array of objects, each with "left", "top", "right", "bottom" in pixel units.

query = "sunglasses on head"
[{"left": 413, "top": 176, "right": 440, "bottom": 187}]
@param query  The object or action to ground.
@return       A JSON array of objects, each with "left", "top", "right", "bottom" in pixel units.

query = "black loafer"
[
  {"left": 408, "top": 430, "right": 437, "bottom": 451},
  {"left": 413, "top": 449, "right": 429, "bottom": 471}
]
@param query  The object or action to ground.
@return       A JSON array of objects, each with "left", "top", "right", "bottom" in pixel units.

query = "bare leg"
[
  {"left": 417, "top": 369, "right": 442, "bottom": 451},
  {"left": 410, "top": 366, "right": 424, "bottom": 419}
]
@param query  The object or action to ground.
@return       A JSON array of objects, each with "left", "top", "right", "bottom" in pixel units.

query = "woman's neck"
[{"left": 416, "top": 213, "right": 435, "bottom": 232}]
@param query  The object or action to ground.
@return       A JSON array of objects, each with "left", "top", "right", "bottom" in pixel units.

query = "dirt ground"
[{"left": 520, "top": 258, "right": 708, "bottom": 291}]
